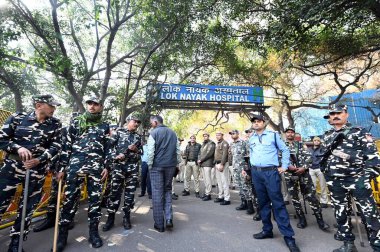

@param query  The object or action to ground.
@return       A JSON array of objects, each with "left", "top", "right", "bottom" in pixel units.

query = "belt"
[{"left": 251, "top": 165, "right": 278, "bottom": 171}]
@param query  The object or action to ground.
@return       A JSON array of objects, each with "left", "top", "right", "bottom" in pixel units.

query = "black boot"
[
  {"left": 235, "top": 199, "right": 247, "bottom": 210},
  {"left": 33, "top": 211, "right": 56, "bottom": 232},
  {"left": 56, "top": 224, "right": 69, "bottom": 252},
  {"left": 102, "top": 213, "right": 115, "bottom": 232},
  {"left": 123, "top": 212, "right": 132, "bottom": 230},
  {"left": 89, "top": 222, "right": 103, "bottom": 248},
  {"left": 315, "top": 212, "right": 330, "bottom": 231},
  {"left": 8, "top": 235, "right": 25, "bottom": 252},
  {"left": 333, "top": 241, "right": 358, "bottom": 252},
  {"left": 246, "top": 200, "right": 255, "bottom": 215},
  {"left": 296, "top": 214, "right": 307, "bottom": 229}
]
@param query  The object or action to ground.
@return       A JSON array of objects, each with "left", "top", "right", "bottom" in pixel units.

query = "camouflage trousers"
[
  {"left": 284, "top": 171, "right": 322, "bottom": 217},
  {"left": 0, "top": 159, "right": 46, "bottom": 237},
  {"left": 233, "top": 164, "right": 252, "bottom": 201},
  {"left": 107, "top": 162, "right": 139, "bottom": 214},
  {"left": 47, "top": 175, "right": 80, "bottom": 214},
  {"left": 60, "top": 171, "right": 103, "bottom": 225},
  {"left": 326, "top": 174, "right": 380, "bottom": 249}
]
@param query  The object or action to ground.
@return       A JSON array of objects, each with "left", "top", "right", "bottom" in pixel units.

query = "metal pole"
[
  {"left": 18, "top": 169, "right": 31, "bottom": 252},
  {"left": 52, "top": 178, "right": 62, "bottom": 252}
]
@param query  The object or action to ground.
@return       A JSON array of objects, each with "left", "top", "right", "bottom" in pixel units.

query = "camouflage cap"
[
  {"left": 32, "top": 94, "right": 61, "bottom": 106},
  {"left": 85, "top": 96, "right": 102, "bottom": 105},
  {"left": 284, "top": 127, "right": 295, "bottom": 133},
  {"left": 126, "top": 114, "right": 141, "bottom": 123},
  {"left": 250, "top": 114, "right": 266, "bottom": 122},
  {"left": 229, "top": 129, "right": 239, "bottom": 135},
  {"left": 328, "top": 103, "right": 347, "bottom": 113}
]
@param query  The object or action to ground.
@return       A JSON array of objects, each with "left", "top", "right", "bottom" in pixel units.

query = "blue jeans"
[
  {"left": 251, "top": 169, "right": 295, "bottom": 241},
  {"left": 141, "top": 161, "right": 152, "bottom": 196}
]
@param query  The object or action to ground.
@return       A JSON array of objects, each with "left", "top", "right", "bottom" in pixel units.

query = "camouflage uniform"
[
  {"left": 0, "top": 109, "right": 61, "bottom": 240},
  {"left": 284, "top": 140, "right": 326, "bottom": 228},
  {"left": 107, "top": 128, "right": 143, "bottom": 215},
  {"left": 230, "top": 139, "right": 252, "bottom": 201},
  {"left": 322, "top": 122, "right": 380, "bottom": 250},
  {"left": 59, "top": 118, "right": 112, "bottom": 226}
]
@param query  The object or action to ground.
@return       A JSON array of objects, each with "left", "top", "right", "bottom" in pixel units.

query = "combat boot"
[
  {"left": 333, "top": 241, "right": 358, "bottom": 252},
  {"left": 123, "top": 211, "right": 132, "bottom": 230},
  {"left": 56, "top": 224, "right": 69, "bottom": 252},
  {"left": 236, "top": 199, "right": 247, "bottom": 210},
  {"left": 296, "top": 214, "right": 307, "bottom": 229},
  {"left": 8, "top": 235, "right": 25, "bottom": 252},
  {"left": 315, "top": 212, "right": 330, "bottom": 231},
  {"left": 102, "top": 213, "right": 115, "bottom": 232},
  {"left": 33, "top": 211, "right": 56, "bottom": 232},
  {"left": 246, "top": 200, "right": 255, "bottom": 215},
  {"left": 89, "top": 222, "right": 103, "bottom": 248}
]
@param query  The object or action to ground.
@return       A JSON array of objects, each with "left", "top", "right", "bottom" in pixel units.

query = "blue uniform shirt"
[
  {"left": 141, "top": 144, "right": 148, "bottom": 163},
  {"left": 249, "top": 129, "right": 290, "bottom": 170}
]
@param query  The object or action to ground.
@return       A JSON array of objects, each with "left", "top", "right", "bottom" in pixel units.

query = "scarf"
[{"left": 77, "top": 111, "right": 102, "bottom": 134}]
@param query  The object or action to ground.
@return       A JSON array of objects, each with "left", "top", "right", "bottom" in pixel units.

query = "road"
[{"left": 0, "top": 182, "right": 372, "bottom": 252}]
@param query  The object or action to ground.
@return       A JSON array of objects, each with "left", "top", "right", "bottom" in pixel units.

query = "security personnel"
[
  {"left": 321, "top": 104, "right": 380, "bottom": 252},
  {"left": 103, "top": 115, "right": 143, "bottom": 231},
  {"left": 182, "top": 135, "right": 201, "bottom": 197},
  {"left": 214, "top": 132, "right": 230, "bottom": 205},
  {"left": 229, "top": 130, "right": 254, "bottom": 214},
  {"left": 283, "top": 127, "right": 329, "bottom": 231},
  {"left": 198, "top": 133, "right": 216, "bottom": 201},
  {"left": 56, "top": 97, "right": 111, "bottom": 251},
  {"left": 248, "top": 114, "right": 300, "bottom": 252},
  {"left": 0, "top": 94, "right": 62, "bottom": 252}
]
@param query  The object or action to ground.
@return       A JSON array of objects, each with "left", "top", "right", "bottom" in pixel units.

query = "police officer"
[
  {"left": 103, "top": 115, "right": 143, "bottom": 231},
  {"left": 248, "top": 114, "right": 300, "bottom": 252},
  {"left": 321, "top": 104, "right": 380, "bottom": 252},
  {"left": 283, "top": 127, "right": 329, "bottom": 231},
  {"left": 55, "top": 97, "right": 111, "bottom": 251},
  {"left": 182, "top": 135, "right": 202, "bottom": 197},
  {"left": 0, "top": 94, "right": 62, "bottom": 252},
  {"left": 214, "top": 132, "right": 230, "bottom": 205},
  {"left": 229, "top": 130, "right": 254, "bottom": 214},
  {"left": 198, "top": 133, "right": 216, "bottom": 201}
]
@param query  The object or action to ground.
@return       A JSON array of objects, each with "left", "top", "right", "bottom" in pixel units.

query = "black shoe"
[
  {"left": 321, "top": 203, "right": 328, "bottom": 208},
  {"left": 102, "top": 213, "right": 115, "bottom": 232},
  {"left": 154, "top": 223, "right": 165, "bottom": 232},
  {"left": 202, "top": 195, "right": 211, "bottom": 201},
  {"left": 33, "top": 212, "right": 56, "bottom": 232},
  {"left": 148, "top": 195, "right": 152, "bottom": 199},
  {"left": 296, "top": 215, "right": 307, "bottom": 229},
  {"left": 89, "top": 222, "right": 103, "bottom": 248},
  {"left": 172, "top": 194, "right": 179, "bottom": 200},
  {"left": 214, "top": 197, "right": 224, "bottom": 203},
  {"left": 285, "top": 239, "right": 300, "bottom": 252},
  {"left": 182, "top": 190, "right": 190, "bottom": 196},
  {"left": 138, "top": 193, "right": 145, "bottom": 197},
  {"left": 253, "top": 213, "right": 261, "bottom": 221},
  {"left": 68, "top": 221, "right": 75, "bottom": 230},
  {"left": 246, "top": 200, "right": 255, "bottom": 215},
  {"left": 253, "top": 231, "right": 274, "bottom": 239},
  {"left": 317, "top": 218, "right": 330, "bottom": 231},
  {"left": 195, "top": 192, "right": 200, "bottom": 198},
  {"left": 55, "top": 224, "right": 69, "bottom": 252},
  {"left": 123, "top": 212, "right": 132, "bottom": 230},
  {"left": 236, "top": 200, "right": 248, "bottom": 211},
  {"left": 8, "top": 235, "right": 25, "bottom": 252},
  {"left": 212, "top": 185, "right": 216, "bottom": 188},
  {"left": 333, "top": 241, "right": 358, "bottom": 252},
  {"left": 220, "top": 200, "right": 230, "bottom": 205},
  {"left": 166, "top": 219, "right": 173, "bottom": 229}
]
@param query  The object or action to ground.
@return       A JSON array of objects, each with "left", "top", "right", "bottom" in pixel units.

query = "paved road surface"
[{"left": 0, "top": 182, "right": 372, "bottom": 252}]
